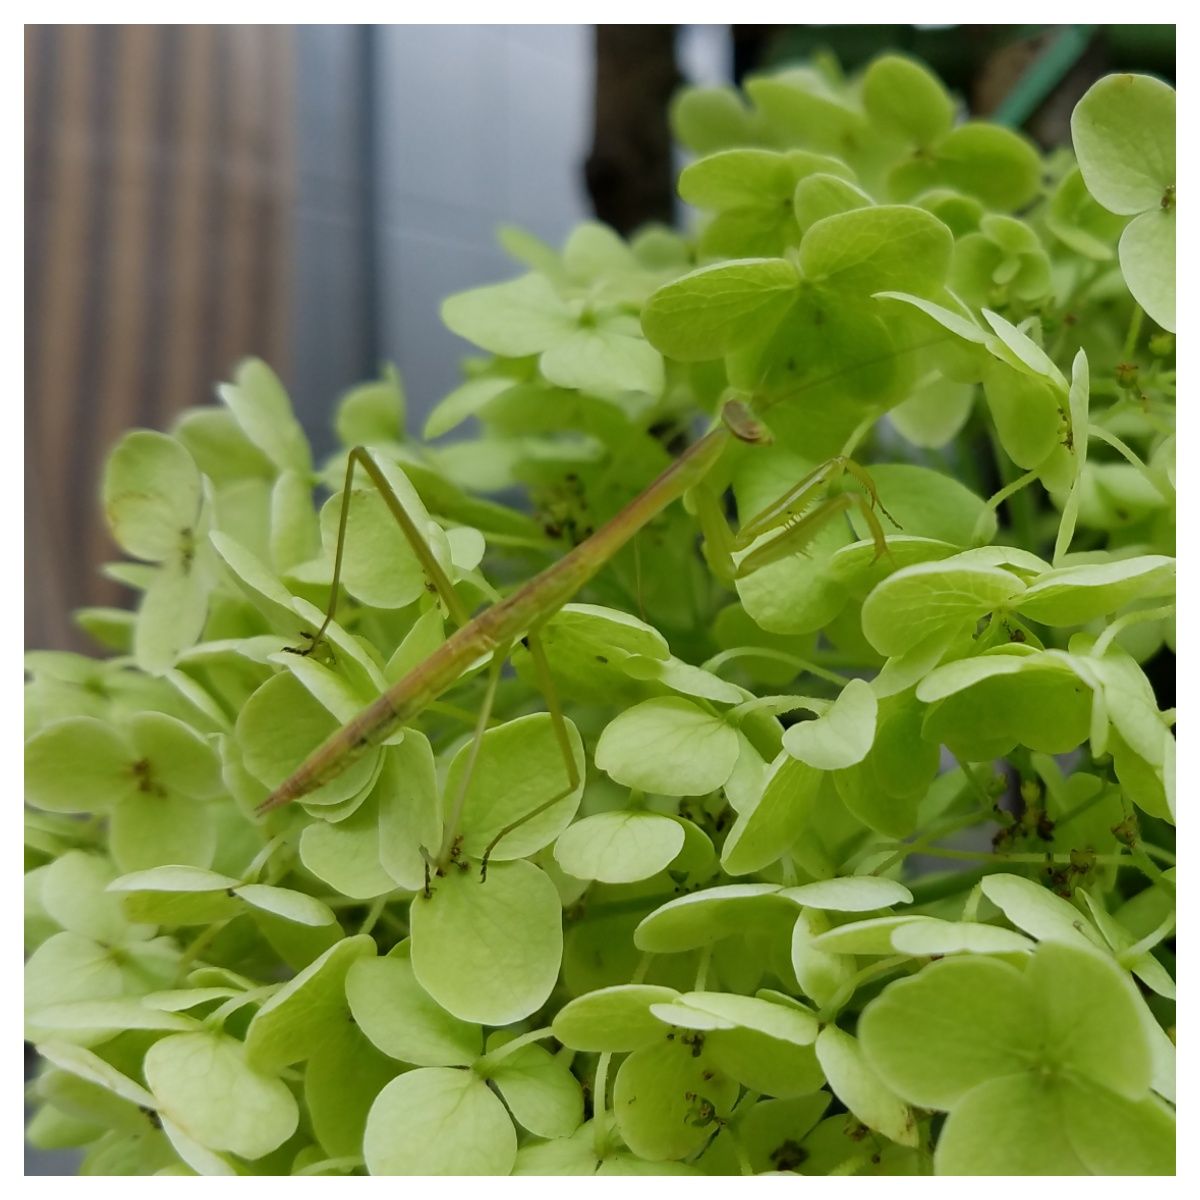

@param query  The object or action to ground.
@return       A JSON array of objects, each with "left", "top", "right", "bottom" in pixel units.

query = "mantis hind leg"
[
  {"left": 479, "top": 628, "right": 581, "bottom": 881},
  {"left": 428, "top": 640, "right": 510, "bottom": 883},
  {"left": 289, "top": 446, "right": 471, "bottom": 654}
]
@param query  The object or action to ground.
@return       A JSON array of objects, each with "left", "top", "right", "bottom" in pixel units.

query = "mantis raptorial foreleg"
[
  {"left": 728, "top": 455, "right": 898, "bottom": 579},
  {"left": 303, "top": 447, "right": 585, "bottom": 880},
  {"left": 479, "top": 629, "right": 581, "bottom": 881},
  {"left": 287, "top": 446, "right": 471, "bottom": 658},
  {"left": 432, "top": 641, "right": 509, "bottom": 874}
]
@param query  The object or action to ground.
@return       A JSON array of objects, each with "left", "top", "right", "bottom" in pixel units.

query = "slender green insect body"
[{"left": 258, "top": 426, "right": 733, "bottom": 813}]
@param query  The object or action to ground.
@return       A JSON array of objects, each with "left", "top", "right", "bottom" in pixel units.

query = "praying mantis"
[{"left": 256, "top": 396, "right": 896, "bottom": 881}]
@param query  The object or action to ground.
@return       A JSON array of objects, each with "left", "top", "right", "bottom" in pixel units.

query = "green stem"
[
  {"left": 819, "top": 956, "right": 908, "bottom": 1022},
  {"left": 889, "top": 846, "right": 1131, "bottom": 866},
  {"left": 1091, "top": 604, "right": 1175, "bottom": 658},
  {"left": 438, "top": 650, "right": 506, "bottom": 865},
  {"left": 977, "top": 468, "right": 1040, "bottom": 534},
  {"left": 475, "top": 1026, "right": 556, "bottom": 1072},
  {"left": 988, "top": 432, "right": 1038, "bottom": 549},
  {"left": 294, "top": 1156, "right": 364, "bottom": 1176},
  {"left": 906, "top": 865, "right": 992, "bottom": 906},
  {"left": 1118, "top": 910, "right": 1175, "bottom": 967},
  {"left": 204, "top": 986, "right": 275, "bottom": 1030},
  {"left": 174, "top": 921, "right": 231, "bottom": 983},
  {"left": 1123, "top": 304, "right": 1145, "bottom": 360},
  {"left": 1141, "top": 843, "right": 1176, "bottom": 865},
  {"left": 244, "top": 834, "right": 288, "bottom": 882},
  {"left": 729, "top": 1128, "right": 754, "bottom": 1176},
  {"left": 1089, "top": 426, "right": 1173, "bottom": 501},
  {"left": 703, "top": 646, "right": 849, "bottom": 687},
  {"left": 592, "top": 1051, "right": 613, "bottom": 1159},
  {"left": 868, "top": 807, "right": 985, "bottom": 876},
  {"left": 358, "top": 896, "right": 388, "bottom": 936}
]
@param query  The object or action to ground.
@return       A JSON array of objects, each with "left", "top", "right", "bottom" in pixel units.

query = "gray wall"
[{"left": 290, "top": 25, "right": 594, "bottom": 448}]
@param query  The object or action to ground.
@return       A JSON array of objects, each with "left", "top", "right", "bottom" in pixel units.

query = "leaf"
[
  {"left": 936, "top": 123, "right": 1042, "bottom": 211},
  {"left": 653, "top": 992, "right": 823, "bottom": 1096},
  {"left": 539, "top": 324, "right": 664, "bottom": 399},
  {"left": 862, "top": 54, "right": 953, "bottom": 145},
  {"left": 128, "top": 712, "right": 222, "bottom": 797},
  {"left": 25, "top": 932, "right": 126, "bottom": 1012},
  {"left": 1071, "top": 74, "right": 1175, "bottom": 216},
  {"left": 231, "top": 884, "right": 335, "bottom": 927},
  {"left": 1054, "top": 350, "right": 1091, "bottom": 563},
  {"left": 363, "top": 1067, "right": 517, "bottom": 1176},
  {"left": 933, "top": 1073, "right": 1087, "bottom": 1175},
  {"left": 442, "top": 271, "right": 575, "bottom": 356},
  {"left": 554, "top": 811, "right": 685, "bottom": 884},
  {"left": 299, "top": 793, "right": 397, "bottom": 900},
  {"left": 782, "top": 678, "right": 877, "bottom": 770},
  {"left": 133, "top": 560, "right": 210, "bottom": 675},
  {"left": 889, "top": 920, "right": 1034, "bottom": 957},
  {"left": 790, "top": 908, "right": 855, "bottom": 1008},
  {"left": 25, "top": 718, "right": 134, "bottom": 813},
  {"left": 487, "top": 1042, "right": 584, "bottom": 1138},
  {"left": 109, "top": 792, "right": 216, "bottom": 874},
  {"left": 918, "top": 651, "right": 1093, "bottom": 759},
  {"left": 861, "top": 560, "right": 1026, "bottom": 656},
  {"left": 244, "top": 935, "right": 375, "bottom": 1072},
  {"left": 634, "top": 884, "right": 791, "bottom": 953},
  {"left": 345, "top": 952, "right": 482, "bottom": 1067},
  {"left": 424, "top": 375, "right": 515, "bottom": 440},
  {"left": 102, "top": 431, "right": 203, "bottom": 562},
  {"left": 304, "top": 1019, "right": 400, "bottom": 1159},
  {"left": 37, "top": 1041, "right": 156, "bottom": 1109},
  {"left": 410, "top": 859, "right": 562, "bottom": 1026},
  {"left": 613, "top": 1035, "right": 740, "bottom": 1161},
  {"left": 781, "top": 876, "right": 912, "bottom": 912},
  {"left": 793, "top": 173, "right": 872, "bottom": 228},
  {"left": 800, "top": 205, "right": 952, "bottom": 297},
  {"left": 721, "top": 755, "right": 822, "bottom": 876},
  {"left": 1017, "top": 555, "right": 1175, "bottom": 625},
  {"left": 445, "top": 712, "right": 585, "bottom": 861},
  {"left": 982, "top": 309, "right": 1065, "bottom": 386},
  {"left": 218, "top": 359, "right": 312, "bottom": 476},
  {"left": 858, "top": 956, "right": 1037, "bottom": 1109},
  {"left": 1120, "top": 207, "right": 1176, "bottom": 331},
  {"left": 1059, "top": 1077, "right": 1176, "bottom": 1175},
  {"left": 317, "top": 453, "right": 446, "bottom": 610},
  {"left": 334, "top": 364, "right": 405, "bottom": 447},
  {"left": 595, "top": 697, "right": 739, "bottom": 797},
  {"left": 678, "top": 148, "right": 796, "bottom": 210},
  {"left": 377, "top": 732, "right": 442, "bottom": 890},
  {"left": 815, "top": 1026, "right": 918, "bottom": 1147},
  {"left": 144, "top": 1030, "right": 299, "bottom": 1160},
  {"left": 641, "top": 258, "right": 800, "bottom": 361},
  {"left": 980, "top": 874, "right": 1104, "bottom": 949},
  {"left": 27, "top": 999, "right": 198, "bottom": 1038},
  {"left": 809, "top": 915, "right": 940, "bottom": 956},
  {"left": 237, "top": 672, "right": 380, "bottom": 808},
  {"left": 552, "top": 984, "right": 682, "bottom": 1052},
  {"left": 108, "top": 865, "right": 241, "bottom": 893},
  {"left": 1027, "top": 941, "right": 1151, "bottom": 1097},
  {"left": 39, "top": 851, "right": 144, "bottom": 945}
]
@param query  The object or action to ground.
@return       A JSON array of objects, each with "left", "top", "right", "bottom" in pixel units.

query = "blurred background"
[{"left": 24, "top": 24, "right": 1175, "bottom": 656}]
